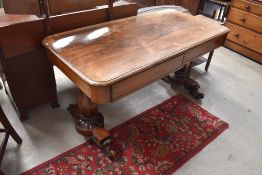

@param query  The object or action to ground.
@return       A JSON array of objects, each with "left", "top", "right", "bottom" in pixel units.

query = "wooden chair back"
[
  {"left": 46, "top": 0, "right": 113, "bottom": 15},
  {"left": 47, "top": 3, "right": 137, "bottom": 34}
]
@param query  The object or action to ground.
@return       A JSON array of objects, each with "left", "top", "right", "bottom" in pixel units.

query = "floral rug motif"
[{"left": 21, "top": 94, "right": 229, "bottom": 175}]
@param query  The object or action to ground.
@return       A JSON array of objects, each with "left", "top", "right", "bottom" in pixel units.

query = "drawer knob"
[
  {"left": 234, "top": 33, "right": 240, "bottom": 38},
  {"left": 245, "top": 5, "right": 250, "bottom": 10},
  {"left": 240, "top": 18, "right": 246, "bottom": 22}
]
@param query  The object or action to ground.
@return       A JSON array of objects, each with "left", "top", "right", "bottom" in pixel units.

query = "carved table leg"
[
  {"left": 67, "top": 91, "right": 117, "bottom": 159},
  {"left": 168, "top": 62, "right": 204, "bottom": 100}
]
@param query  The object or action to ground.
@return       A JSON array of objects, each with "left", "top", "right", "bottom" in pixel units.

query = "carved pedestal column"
[
  {"left": 168, "top": 62, "right": 204, "bottom": 100},
  {"left": 67, "top": 91, "right": 117, "bottom": 159}
]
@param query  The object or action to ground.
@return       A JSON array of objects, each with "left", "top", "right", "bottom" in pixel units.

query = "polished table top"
[{"left": 43, "top": 10, "right": 229, "bottom": 86}]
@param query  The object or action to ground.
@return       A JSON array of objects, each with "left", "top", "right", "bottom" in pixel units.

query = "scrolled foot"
[
  {"left": 92, "top": 127, "right": 118, "bottom": 160},
  {"left": 103, "top": 145, "right": 118, "bottom": 160},
  {"left": 189, "top": 89, "right": 204, "bottom": 99},
  {"left": 184, "top": 79, "right": 204, "bottom": 100}
]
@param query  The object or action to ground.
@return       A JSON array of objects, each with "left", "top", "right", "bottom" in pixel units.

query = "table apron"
[{"left": 111, "top": 54, "right": 184, "bottom": 101}]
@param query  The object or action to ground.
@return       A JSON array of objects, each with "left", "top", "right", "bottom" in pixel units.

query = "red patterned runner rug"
[{"left": 21, "top": 94, "right": 229, "bottom": 175}]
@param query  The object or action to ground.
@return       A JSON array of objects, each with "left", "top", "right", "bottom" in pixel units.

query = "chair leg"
[
  {"left": 0, "top": 106, "right": 22, "bottom": 144},
  {"left": 205, "top": 50, "right": 214, "bottom": 72}
]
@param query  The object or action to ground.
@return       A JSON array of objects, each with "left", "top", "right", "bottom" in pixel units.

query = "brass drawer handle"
[
  {"left": 234, "top": 33, "right": 240, "bottom": 38},
  {"left": 245, "top": 5, "right": 250, "bottom": 10},
  {"left": 240, "top": 18, "right": 246, "bottom": 22}
]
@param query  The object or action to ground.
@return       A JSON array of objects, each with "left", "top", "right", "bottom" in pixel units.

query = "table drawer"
[
  {"left": 184, "top": 35, "right": 226, "bottom": 63},
  {"left": 227, "top": 7, "right": 262, "bottom": 33},
  {"left": 111, "top": 55, "right": 184, "bottom": 100},
  {"left": 225, "top": 22, "right": 262, "bottom": 54},
  {"left": 231, "top": 0, "right": 262, "bottom": 16}
]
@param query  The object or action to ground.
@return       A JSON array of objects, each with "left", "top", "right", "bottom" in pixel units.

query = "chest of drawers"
[{"left": 224, "top": 0, "right": 262, "bottom": 63}]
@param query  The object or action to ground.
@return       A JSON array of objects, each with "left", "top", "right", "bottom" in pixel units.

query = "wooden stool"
[{"left": 0, "top": 105, "right": 22, "bottom": 174}]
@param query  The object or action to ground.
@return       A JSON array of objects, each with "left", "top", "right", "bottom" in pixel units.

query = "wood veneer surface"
[{"left": 43, "top": 10, "right": 229, "bottom": 86}]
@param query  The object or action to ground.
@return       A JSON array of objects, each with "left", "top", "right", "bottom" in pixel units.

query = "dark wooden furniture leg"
[
  {"left": 205, "top": 50, "right": 214, "bottom": 71},
  {"left": 168, "top": 62, "right": 204, "bottom": 100},
  {"left": 67, "top": 91, "right": 116, "bottom": 159},
  {"left": 0, "top": 106, "right": 22, "bottom": 145},
  {"left": 0, "top": 105, "right": 22, "bottom": 171},
  {"left": 50, "top": 98, "right": 59, "bottom": 109}
]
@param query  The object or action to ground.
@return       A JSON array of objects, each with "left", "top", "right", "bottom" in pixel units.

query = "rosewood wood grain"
[
  {"left": 184, "top": 35, "right": 227, "bottom": 63},
  {"left": 43, "top": 11, "right": 229, "bottom": 89},
  {"left": 112, "top": 54, "right": 184, "bottom": 100}
]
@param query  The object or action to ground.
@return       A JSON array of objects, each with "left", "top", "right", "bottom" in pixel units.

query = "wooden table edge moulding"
[{"left": 43, "top": 10, "right": 229, "bottom": 159}]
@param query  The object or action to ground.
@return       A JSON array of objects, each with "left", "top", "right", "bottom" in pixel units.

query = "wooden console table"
[{"left": 43, "top": 10, "right": 229, "bottom": 157}]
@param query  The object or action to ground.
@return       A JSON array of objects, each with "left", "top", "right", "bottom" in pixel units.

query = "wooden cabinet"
[
  {"left": 0, "top": 15, "right": 57, "bottom": 120},
  {"left": 227, "top": 7, "right": 262, "bottom": 33},
  {"left": 225, "top": 22, "right": 262, "bottom": 54},
  {"left": 225, "top": 0, "right": 262, "bottom": 63},
  {"left": 230, "top": 0, "right": 262, "bottom": 16}
]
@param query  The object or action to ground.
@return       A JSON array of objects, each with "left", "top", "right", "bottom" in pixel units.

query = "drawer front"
[
  {"left": 225, "top": 39, "right": 262, "bottom": 64},
  {"left": 231, "top": 0, "right": 262, "bottom": 16},
  {"left": 225, "top": 22, "right": 262, "bottom": 54},
  {"left": 112, "top": 55, "right": 184, "bottom": 100},
  {"left": 227, "top": 7, "right": 262, "bottom": 33},
  {"left": 184, "top": 35, "right": 226, "bottom": 63}
]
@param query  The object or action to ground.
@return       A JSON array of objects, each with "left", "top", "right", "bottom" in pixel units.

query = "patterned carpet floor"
[{"left": 21, "top": 94, "right": 228, "bottom": 175}]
